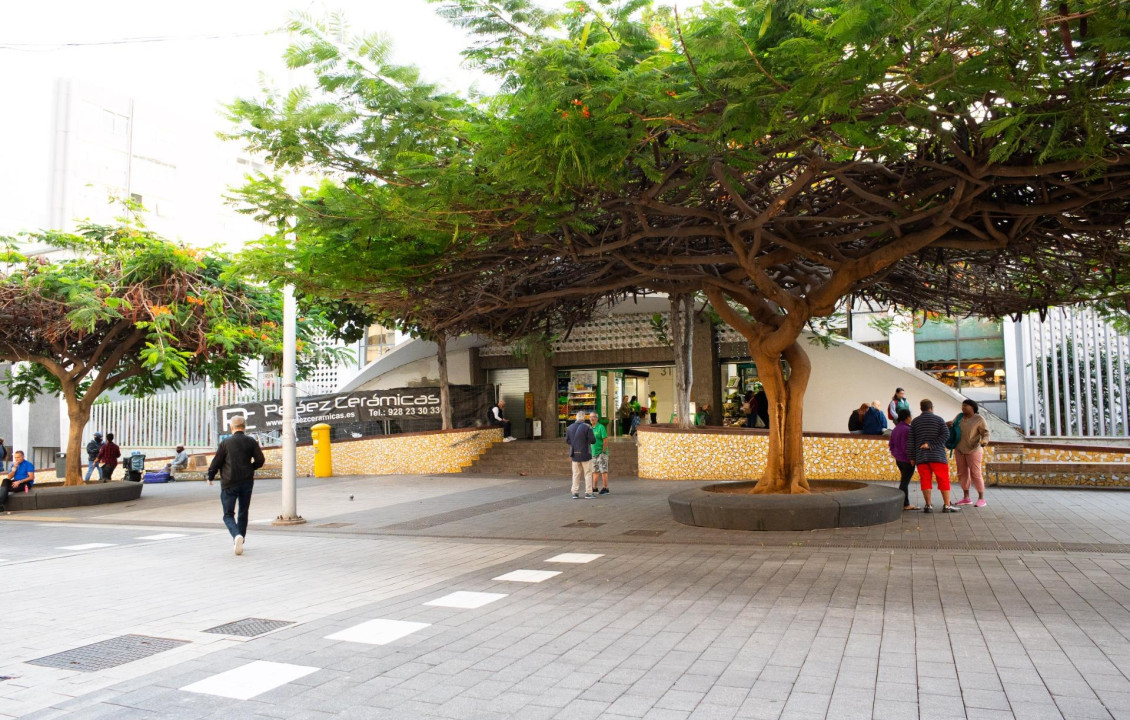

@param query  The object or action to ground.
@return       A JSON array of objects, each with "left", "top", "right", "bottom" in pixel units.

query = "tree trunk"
[
  {"left": 436, "top": 334, "right": 452, "bottom": 430},
  {"left": 670, "top": 293, "right": 694, "bottom": 429},
  {"left": 750, "top": 340, "right": 812, "bottom": 494},
  {"left": 63, "top": 398, "right": 92, "bottom": 486}
]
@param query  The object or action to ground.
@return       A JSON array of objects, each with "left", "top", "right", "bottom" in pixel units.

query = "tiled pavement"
[{"left": 4, "top": 472, "right": 1130, "bottom": 719}]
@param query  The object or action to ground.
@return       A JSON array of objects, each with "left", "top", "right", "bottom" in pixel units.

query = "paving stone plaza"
[{"left": 4, "top": 469, "right": 1130, "bottom": 720}]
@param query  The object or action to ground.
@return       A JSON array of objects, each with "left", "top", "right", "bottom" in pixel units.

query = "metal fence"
[
  {"left": 1019, "top": 307, "right": 1130, "bottom": 437},
  {"left": 83, "top": 383, "right": 331, "bottom": 450}
]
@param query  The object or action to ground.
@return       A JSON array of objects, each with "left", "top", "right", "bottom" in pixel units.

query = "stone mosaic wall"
[
  {"left": 138, "top": 428, "right": 502, "bottom": 479},
  {"left": 985, "top": 443, "right": 1130, "bottom": 488},
  {"left": 637, "top": 428, "right": 1130, "bottom": 488},
  {"left": 637, "top": 429, "right": 913, "bottom": 481},
  {"left": 257, "top": 428, "right": 504, "bottom": 476}
]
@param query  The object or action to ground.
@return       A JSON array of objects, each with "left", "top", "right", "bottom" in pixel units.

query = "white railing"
[{"left": 1019, "top": 307, "right": 1130, "bottom": 437}]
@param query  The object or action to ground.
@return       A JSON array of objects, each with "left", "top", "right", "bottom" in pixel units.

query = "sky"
[{"left": 1, "top": 0, "right": 485, "bottom": 133}]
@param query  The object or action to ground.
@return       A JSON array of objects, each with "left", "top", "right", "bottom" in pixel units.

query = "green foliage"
[{"left": 0, "top": 217, "right": 345, "bottom": 406}]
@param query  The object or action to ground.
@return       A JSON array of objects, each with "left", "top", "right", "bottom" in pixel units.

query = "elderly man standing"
[
  {"left": 207, "top": 415, "right": 265, "bottom": 555},
  {"left": 565, "top": 411, "right": 596, "bottom": 499}
]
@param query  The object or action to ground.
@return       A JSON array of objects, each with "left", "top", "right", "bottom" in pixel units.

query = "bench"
[{"left": 985, "top": 460, "right": 1130, "bottom": 488}]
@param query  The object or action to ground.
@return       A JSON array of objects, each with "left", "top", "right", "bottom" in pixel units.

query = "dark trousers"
[
  {"left": 0, "top": 478, "right": 28, "bottom": 508},
  {"left": 650, "top": 413, "right": 657, "bottom": 424},
  {"left": 221, "top": 481, "right": 254, "bottom": 538},
  {"left": 100, "top": 462, "right": 118, "bottom": 482},
  {"left": 491, "top": 420, "right": 511, "bottom": 437},
  {"left": 896, "top": 461, "right": 915, "bottom": 506}
]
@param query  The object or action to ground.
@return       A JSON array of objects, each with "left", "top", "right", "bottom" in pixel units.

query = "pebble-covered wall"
[
  {"left": 257, "top": 427, "right": 504, "bottom": 476},
  {"left": 637, "top": 427, "right": 1130, "bottom": 487},
  {"left": 637, "top": 428, "right": 913, "bottom": 481}
]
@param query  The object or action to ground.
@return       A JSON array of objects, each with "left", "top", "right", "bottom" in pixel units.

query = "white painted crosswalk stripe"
[
  {"left": 425, "top": 591, "right": 507, "bottom": 609},
  {"left": 57, "top": 543, "right": 116, "bottom": 551},
  {"left": 546, "top": 553, "right": 603, "bottom": 564},
  {"left": 326, "top": 619, "right": 429, "bottom": 645},
  {"left": 136, "top": 533, "right": 188, "bottom": 541},
  {"left": 493, "top": 569, "right": 561, "bottom": 583},
  {"left": 181, "top": 660, "right": 318, "bottom": 699}
]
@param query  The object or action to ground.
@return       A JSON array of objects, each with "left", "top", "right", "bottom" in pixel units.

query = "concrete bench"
[{"left": 4, "top": 481, "right": 143, "bottom": 511}]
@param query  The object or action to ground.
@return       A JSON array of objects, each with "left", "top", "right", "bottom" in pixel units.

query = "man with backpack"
[{"left": 85, "top": 432, "right": 103, "bottom": 482}]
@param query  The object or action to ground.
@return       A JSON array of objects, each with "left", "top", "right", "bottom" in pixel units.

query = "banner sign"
[{"left": 215, "top": 385, "right": 491, "bottom": 436}]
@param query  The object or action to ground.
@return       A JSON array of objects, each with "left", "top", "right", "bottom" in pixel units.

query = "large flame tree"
[{"left": 232, "top": 0, "right": 1130, "bottom": 493}]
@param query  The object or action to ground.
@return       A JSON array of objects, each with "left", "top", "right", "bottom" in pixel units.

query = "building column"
[
  {"left": 528, "top": 351, "right": 557, "bottom": 438},
  {"left": 692, "top": 314, "right": 722, "bottom": 425},
  {"left": 468, "top": 347, "right": 487, "bottom": 386}
]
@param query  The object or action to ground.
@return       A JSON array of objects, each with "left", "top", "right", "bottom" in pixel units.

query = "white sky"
[{"left": 1, "top": 0, "right": 484, "bottom": 134}]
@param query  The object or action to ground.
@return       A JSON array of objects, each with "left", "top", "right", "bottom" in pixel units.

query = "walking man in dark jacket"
[
  {"left": 207, "top": 415, "right": 265, "bottom": 555},
  {"left": 907, "top": 399, "right": 960, "bottom": 514}
]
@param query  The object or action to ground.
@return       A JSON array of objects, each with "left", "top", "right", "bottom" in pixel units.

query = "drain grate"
[
  {"left": 203, "top": 618, "right": 294, "bottom": 637},
  {"left": 622, "top": 529, "right": 665, "bottom": 537},
  {"left": 316, "top": 522, "right": 353, "bottom": 528},
  {"left": 27, "top": 635, "right": 188, "bottom": 672},
  {"left": 564, "top": 522, "right": 605, "bottom": 528}
]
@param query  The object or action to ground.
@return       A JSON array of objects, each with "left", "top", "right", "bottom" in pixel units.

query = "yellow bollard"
[{"left": 311, "top": 423, "right": 333, "bottom": 478}]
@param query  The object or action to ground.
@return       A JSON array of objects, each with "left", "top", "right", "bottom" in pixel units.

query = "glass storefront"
[{"left": 915, "top": 317, "right": 1006, "bottom": 413}]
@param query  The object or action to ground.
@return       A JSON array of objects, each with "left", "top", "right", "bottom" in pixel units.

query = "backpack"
[{"left": 944, "top": 413, "right": 962, "bottom": 451}]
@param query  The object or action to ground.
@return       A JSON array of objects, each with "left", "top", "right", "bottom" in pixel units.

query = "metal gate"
[{"left": 488, "top": 369, "right": 530, "bottom": 439}]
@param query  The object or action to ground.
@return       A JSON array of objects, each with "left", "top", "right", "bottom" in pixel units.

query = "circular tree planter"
[
  {"left": 669, "top": 480, "right": 903, "bottom": 531},
  {"left": 4, "top": 481, "right": 143, "bottom": 512}
]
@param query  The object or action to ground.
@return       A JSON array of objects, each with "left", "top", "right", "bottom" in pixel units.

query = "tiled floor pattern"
[{"left": 179, "top": 552, "right": 601, "bottom": 700}]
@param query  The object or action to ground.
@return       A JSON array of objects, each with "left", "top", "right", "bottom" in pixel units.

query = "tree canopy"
[
  {"left": 231, "top": 0, "right": 1130, "bottom": 492},
  {"left": 0, "top": 218, "right": 348, "bottom": 484}
]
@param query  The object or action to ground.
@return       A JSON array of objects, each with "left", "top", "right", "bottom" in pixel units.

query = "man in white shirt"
[{"left": 488, "top": 400, "right": 516, "bottom": 442}]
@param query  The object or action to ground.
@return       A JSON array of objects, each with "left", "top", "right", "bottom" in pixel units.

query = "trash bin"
[
  {"left": 56, "top": 452, "right": 66, "bottom": 479},
  {"left": 126, "top": 452, "right": 146, "bottom": 482}
]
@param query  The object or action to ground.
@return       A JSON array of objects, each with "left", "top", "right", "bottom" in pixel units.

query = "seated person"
[
  {"left": 165, "top": 445, "right": 190, "bottom": 474},
  {"left": 862, "top": 401, "right": 889, "bottom": 435},
  {"left": 0, "top": 450, "right": 35, "bottom": 510},
  {"left": 848, "top": 403, "right": 868, "bottom": 433},
  {"left": 695, "top": 403, "right": 712, "bottom": 426},
  {"left": 487, "top": 399, "right": 516, "bottom": 442}
]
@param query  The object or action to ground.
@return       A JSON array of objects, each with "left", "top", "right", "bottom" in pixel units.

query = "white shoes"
[
  {"left": 503, "top": 436, "right": 517, "bottom": 442},
  {"left": 234, "top": 534, "right": 244, "bottom": 556}
]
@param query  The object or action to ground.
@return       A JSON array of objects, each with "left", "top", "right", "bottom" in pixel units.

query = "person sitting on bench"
[
  {"left": 487, "top": 400, "right": 516, "bottom": 442},
  {"left": 0, "top": 450, "right": 35, "bottom": 511},
  {"left": 165, "top": 446, "right": 190, "bottom": 475}
]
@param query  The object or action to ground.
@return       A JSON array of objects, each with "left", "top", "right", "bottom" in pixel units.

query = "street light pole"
[{"left": 274, "top": 282, "right": 305, "bottom": 525}]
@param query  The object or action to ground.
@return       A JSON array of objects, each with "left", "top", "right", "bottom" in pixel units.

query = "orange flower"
[
  {"left": 582, "top": 106, "right": 591, "bottom": 119},
  {"left": 150, "top": 305, "right": 171, "bottom": 316},
  {"left": 185, "top": 296, "right": 204, "bottom": 305},
  {"left": 260, "top": 333, "right": 270, "bottom": 341},
  {"left": 666, "top": 90, "right": 677, "bottom": 97}
]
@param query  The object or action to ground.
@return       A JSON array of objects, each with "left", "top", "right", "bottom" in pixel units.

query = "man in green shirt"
[{"left": 588, "top": 412, "right": 610, "bottom": 494}]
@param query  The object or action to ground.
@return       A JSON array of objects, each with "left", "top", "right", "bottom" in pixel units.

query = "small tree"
[{"left": 0, "top": 219, "right": 347, "bottom": 484}]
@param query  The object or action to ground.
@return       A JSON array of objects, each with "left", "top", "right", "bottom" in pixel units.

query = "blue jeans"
[
  {"left": 220, "top": 481, "right": 254, "bottom": 539},
  {"left": 85, "top": 459, "right": 99, "bottom": 482}
]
